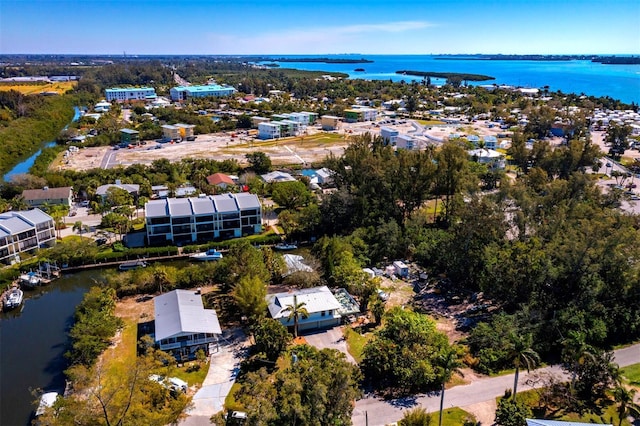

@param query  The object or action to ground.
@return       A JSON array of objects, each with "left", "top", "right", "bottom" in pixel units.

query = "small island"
[
  {"left": 592, "top": 56, "right": 640, "bottom": 65},
  {"left": 273, "top": 57, "right": 373, "bottom": 64},
  {"left": 395, "top": 70, "right": 495, "bottom": 81},
  {"left": 354, "top": 68, "right": 365, "bottom": 72}
]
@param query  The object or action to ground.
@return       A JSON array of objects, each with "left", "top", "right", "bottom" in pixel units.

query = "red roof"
[{"left": 206, "top": 173, "right": 235, "bottom": 186}]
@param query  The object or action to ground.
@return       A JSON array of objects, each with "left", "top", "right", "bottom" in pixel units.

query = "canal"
[
  {"left": 2, "top": 106, "right": 82, "bottom": 182},
  {"left": 0, "top": 269, "right": 103, "bottom": 425}
]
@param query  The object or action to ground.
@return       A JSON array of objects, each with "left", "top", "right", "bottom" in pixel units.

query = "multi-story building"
[
  {"left": 170, "top": 85, "right": 236, "bottom": 101},
  {"left": 105, "top": 87, "right": 156, "bottom": 102},
  {"left": 154, "top": 289, "right": 222, "bottom": 360},
  {"left": 321, "top": 115, "right": 341, "bottom": 130},
  {"left": 145, "top": 193, "right": 262, "bottom": 246},
  {"left": 258, "top": 122, "right": 281, "bottom": 139},
  {"left": 344, "top": 107, "right": 377, "bottom": 122},
  {"left": 380, "top": 127, "right": 399, "bottom": 145},
  {"left": 396, "top": 134, "right": 415, "bottom": 150},
  {"left": 22, "top": 186, "right": 73, "bottom": 208},
  {"left": 162, "top": 123, "right": 195, "bottom": 140},
  {"left": 0, "top": 209, "right": 56, "bottom": 264},
  {"left": 267, "top": 286, "right": 344, "bottom": 332}
]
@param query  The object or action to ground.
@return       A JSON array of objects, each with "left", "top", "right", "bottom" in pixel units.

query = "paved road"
[
  {"left": 179, "top": 328, "right": 248, "bottom": 426},
  {"left": 352, "top": 344, "right": 639, "bottom": 426},
  {"left": 303, "top": 327, "right": 357, "bottom": 364}
]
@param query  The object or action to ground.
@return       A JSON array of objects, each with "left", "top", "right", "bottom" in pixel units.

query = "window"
[{"left": 321, "top": 311, "right": 326, "bottom": 317}]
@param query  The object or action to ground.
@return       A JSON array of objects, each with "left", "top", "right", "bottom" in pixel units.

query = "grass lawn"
[
  {"left": 621, "top": 363, "right": 640, "bottom": 386},
  {"left": 438, "top": 407, "right": 476, "bottom": 425},
  {"left": 344, "top": 326, "right": 372, "bottom": 364},
  {"left": 224, "top": 382, "right": 245, "bottom": 412},
  {"left": 416, "top": 119, "right": 447, "bottom": 126},
  {"left": 497, "top": 389, "right": 633, "bottom": 426}
]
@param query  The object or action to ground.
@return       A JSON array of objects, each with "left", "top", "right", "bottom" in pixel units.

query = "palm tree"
[
  {"left": 282, "top": 295, "right": 309, "bottom": 338},
  {"left": 437, "top": 347, "right": 464, "bottom": 426},
  {"left": 152, "top": 267, "right": 170, "bottom": 294},
  {"left": 508, "top": 332, "right": 540, "bottom": 399},
  {"left": 613, "top": 386, "right": 640, "bottom": 426},
  {"left": 72, "top": 220, "right": 84, "bottom": 236},
  {"left": 561, "top": 332, "right": 595, "bottom": 392}
]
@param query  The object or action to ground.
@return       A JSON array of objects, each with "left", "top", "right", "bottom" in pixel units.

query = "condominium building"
[
  {"left": 0, "top": 209, "right": 56, "bottom": 265},
  {"left": 170, "top": 84, "right": 236, "bottom": 101},
  {"left": 105, "top": 87, "right": 156, "bottom": 102},
  {"left": 380, "top": 127, "right": 399, "bottom": 145},
  {"left": 145, "top": 193, "right": 262, "bottom": 246},
  {"left": 396, "top": 134, "right": 416, "bottom": 150},
  {"left": 344, "top": 107, "right": 377, "bottom": 122}
]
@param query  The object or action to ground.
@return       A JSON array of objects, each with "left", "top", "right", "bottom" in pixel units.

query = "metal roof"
[
  {"left": 212, "top": 194, "right": 238, "bottom": 213},
  {"left": 0, "top": 216, "right": 32, "bottom": 234},
  {"left": 154, "top": 290, "right": 222, "bottom": 341},
  {"left": 190, "top": 197, "right": 216, "bottom": 215},
  {"left": 234, "top": 193, "right": 260, "bottom": 210},
  {"left": 95, "top": 183, "right": 139, "bottom": 196},
  {"left": 168, "top": 198, "right": 193, "bottom": 217},
  {"left": 526, "top": 420, "right": 612, "bottom": 426},
  {"left": 267, "top": 286, "right": 342, "bottom": 319},
  {"left": 145, "top": 199, "right": 169, "bottom": 218},
  {"left": 120, "top": 128, "right": 139, "bottom": 134},
  {"left": 14, "top": 209, "right": 53, "bottom": 225},
  {"left": 22, "top": 187, "right": 72, "bottom": 201},
  {"left": 173, "top": 85, "right": 235, "bottom": 93}
]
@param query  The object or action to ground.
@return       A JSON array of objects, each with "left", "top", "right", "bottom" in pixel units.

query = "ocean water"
[{"left": 261, "top": 55, "right": 640, "bottom": 104}]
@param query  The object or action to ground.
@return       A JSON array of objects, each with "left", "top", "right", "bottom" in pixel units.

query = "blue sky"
[{"left": 1, "top": 0, "right": 639, "bottom": 55}]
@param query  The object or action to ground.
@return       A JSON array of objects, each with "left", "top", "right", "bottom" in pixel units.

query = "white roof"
[
  {"left": 261, "top": 171, "right": 296, "bottom": 183},
  {"left": 283, "top": 254, "right": 313, "bottom": 275},
  {"left": 526, "top": 420, "right": 611, "bottom": 426},
  {"left": 468, "top": 148, "right": 504, "bottom": 158},
  {"left": 154, "top": 290, "right": 222, "bottom": 341},
  {"left": 267, "top": 286, "right": 342, "bottom": 319}
]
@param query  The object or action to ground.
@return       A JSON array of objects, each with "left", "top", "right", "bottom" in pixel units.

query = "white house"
[
  {"left": 315, "top": 168, "right": 334, "bottom": 185},
  {"left": 468, "top": 148, "right": 506, "bottom": 170},
  {"left": 154, "top": 289, "right": 222, "bottom": 360},
  {"left": 0, "top": 209, "right": 56, "bottom": 265},
  {"left": 261, "top": 171, "right": 296, "bottom": 183},
  {"left": 22, "top": 186, "right": 73, "bottom": 208},
  {"left": 396, "top": 134, "right": 415, "bottom": 150},
  {"left": 380, "top": 127, "right": 399, "bottom": 145},
  {"left": 105, "top": 87, "right": 156, "bottom": 102},
  {"left": 393, "top": 261, "right": 409, "bottom": 277},
  {"left": 258, "top": 122, "right": 281, "bottom": 140},
  {"left": 267, "top": 286, "right": 343, "bottom": 332}
]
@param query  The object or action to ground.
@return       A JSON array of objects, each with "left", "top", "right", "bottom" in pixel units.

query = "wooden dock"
[{"left": 60, "top": 252, "right": 192, "bottom": 273}]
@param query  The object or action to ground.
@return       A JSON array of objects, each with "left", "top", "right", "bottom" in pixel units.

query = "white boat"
[
  {"left": 19, "top": 272, "right": 41, "bottom": 288},
  {"left": 118, "top": 260, "right": 148, "bottom": 271},
  {"left": 274, "top": 242, "right": 298, "bottom": 251},
  {"left": 35, "top": 391, "right": 59, "bottom": 416},
  {"left": 4, "top": 287, "right": 24, "bottom": 310},
  {"left": 190, "top": 249, "right": 223, "bottom": 261}
]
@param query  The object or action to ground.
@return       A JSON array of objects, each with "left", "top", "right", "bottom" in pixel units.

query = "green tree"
[
  {"left": 368, "top": 295, "right": 385, "bottom": 325},
  {"left": 494, "top": 391, "right": 531, "bottom": 426},
  {"left": 507, "top": 332, "right": 539, "bottom": 399},
  {"left": 246, "top": 151, "right": 272, "bottom": 174},
  {"left": 613, "top": 386, "right": 640, "bottom": 426},
  {"left": 233, "top": 275, "right": 268, "bottom": 324},
  {"left": 436, "top": 346, "right": 465, "bottom": 426},
  {"left": 282, "top": 294, "right": 309, "bottom": 338},
  {"left": 400, "top": 407, "right": 432, "bottom": 426},
  {"left": 361, "top": 308, "right": 449, "bottom": 394},
  {"left": 253, "top": 318, "right": 291, "bottom": 362},
  {"left": 606, "top": 122, "right": 632, "bottom": 159},
  {"left": 271, "top": 180, "right": 313, "bottom": 210}
]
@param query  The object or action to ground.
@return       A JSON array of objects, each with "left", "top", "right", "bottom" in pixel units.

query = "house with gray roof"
[
  {"left": 267, "top": 286, "right": 343, "bottom": 332},
  {"left": 22, "top": 186, "right": 73, "bottom": 208},
  {"left": 96, "top": 182, "right": 140, "bottom": 200},
  {"left": 0, "top": 209, "right": 55, "bottom": 264},
  {"left": 154, "top": 289, "right": 222, "bottom": 360},
  {"left": 145, "top": 192, "right": 261, "bottom": 246},
  {"left": 526, "top": 420, "right": 611, "bottom": 426}
]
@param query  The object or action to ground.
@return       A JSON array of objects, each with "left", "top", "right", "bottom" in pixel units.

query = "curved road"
[{"left": 352, "top": 344, "right": 639, "bottom": 426}]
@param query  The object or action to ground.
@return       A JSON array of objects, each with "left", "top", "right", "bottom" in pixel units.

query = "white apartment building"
[{"left": 105, "top": 87, "right": 156, "bottom": 102}]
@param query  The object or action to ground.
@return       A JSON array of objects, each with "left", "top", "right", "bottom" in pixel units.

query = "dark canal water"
[{"left": 0, "top": 269, "right": 104, "bottom": 426}]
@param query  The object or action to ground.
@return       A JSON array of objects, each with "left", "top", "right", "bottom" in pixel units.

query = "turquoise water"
[{"left": 262, "top": 55, "right": 640, "bottom": 104}]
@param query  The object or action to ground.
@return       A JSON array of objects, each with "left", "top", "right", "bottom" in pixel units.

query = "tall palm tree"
[
  {"left": 613, "top": 386, "right": 640, "bottom": 426},
  {"left": 561, "top": 332, "right": 595, "bottom": 392},
  {"left": 437, "top": 347, "right": 464, "bottom": 426},
  {"left": 282, "top": 295, "right": 309, "bottom": 338},
  {"left": 508, "top": 332, "right": 540, "bottom": 399}
]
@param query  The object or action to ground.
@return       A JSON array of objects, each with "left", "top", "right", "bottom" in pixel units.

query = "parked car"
[
  {"left": 377, "top": 289, "right": 389, "bottom": 302},
  {"left": 96, "top": 238, "right": 108, "bottom": 246},
  {"left": 186, "top": 135, "right": 197, "bottom": 141}
]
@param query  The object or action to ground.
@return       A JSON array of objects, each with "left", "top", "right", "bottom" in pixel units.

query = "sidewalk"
[{"left": 179, "top": 328, "right": 249, "bottom": 426}]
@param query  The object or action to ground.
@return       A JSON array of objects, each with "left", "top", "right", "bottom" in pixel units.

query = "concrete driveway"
[
  {"left": 302, "top": 326, "right": 356, "bottom": 364},
  {"left": 179, "top": 328, "right": 248, "bottom": 426}
]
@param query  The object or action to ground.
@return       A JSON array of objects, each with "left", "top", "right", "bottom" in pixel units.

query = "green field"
[{"left": 621, "top": 363, "right": 640, "bottom": 386}]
